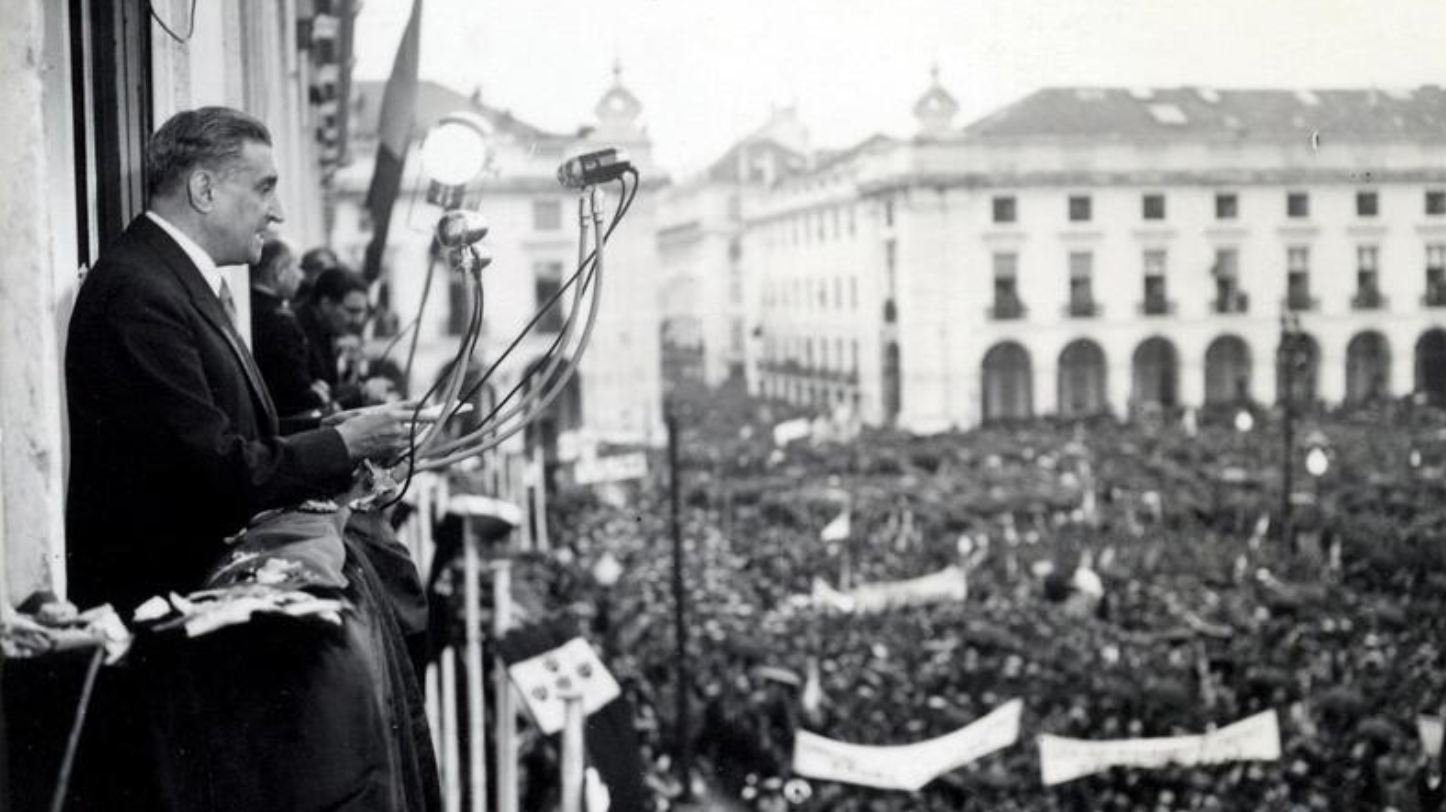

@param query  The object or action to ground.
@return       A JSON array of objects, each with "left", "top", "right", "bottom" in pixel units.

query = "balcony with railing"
[
  {"left": 1351, "top": 286, "right": 1385, "bottom": 311},
  {"left": 1065, "top": 296, "right": 1099, "bottom": 318},
  {"left": 1213, "top": 290, "right": 1250, "bottom": 315},
  {"left": 1139, "top": 291, "right": 1175, "bottom": 316},
  {"left": 1424, "top": 279, "right": 1446, "bottom": 307},
  {"left": 989, "top": 296, "right": 1027, "bottom": 320}
]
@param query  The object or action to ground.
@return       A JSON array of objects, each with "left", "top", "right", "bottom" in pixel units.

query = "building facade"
[
  {"left": 656, "top": 106, "right": 810, "bottom": 389},
  {"left": 331, "top": 68, "right": 665, "bottom": 450},
  {"left": 746, "top": 80, "right": 1446, "bottom": 431}
]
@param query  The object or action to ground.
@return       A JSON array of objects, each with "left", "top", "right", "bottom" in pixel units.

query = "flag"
[
  {"left": 800, "top": 657, "right": 824, "bottom": 722},
  {"left": 363, "top": 0, "right": 423, "bottom": 283},
  {"left": 498, "top": 618, "right": 646, "bottom": 812},
  {"left": 820, "top": 509, "right": 850, "bottom": 542}
]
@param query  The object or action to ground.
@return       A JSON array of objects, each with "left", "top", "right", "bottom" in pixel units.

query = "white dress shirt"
[{"left": 146, "top": 210, "right": 225, "bottom": 299}]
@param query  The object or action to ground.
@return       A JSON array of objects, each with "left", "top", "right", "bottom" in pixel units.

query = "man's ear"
[{"left": 186, "top": 169, "right": 216, "bottom": 213}]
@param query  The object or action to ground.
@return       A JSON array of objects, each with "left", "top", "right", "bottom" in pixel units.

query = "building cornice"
[{"left": 860, "top": 167, "right": 1446, "bottom": 196}]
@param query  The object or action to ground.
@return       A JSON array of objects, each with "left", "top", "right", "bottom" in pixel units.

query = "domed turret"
[
  {"left": 594, "top": 59, "right": 644, "bottom": 142},
  {"left": 914, "top": 63, "right": 960, "bottom": 139}
]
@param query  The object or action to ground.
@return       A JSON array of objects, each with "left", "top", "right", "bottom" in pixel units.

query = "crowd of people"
[{"left": 449, "top": 385, "right": 1446, "bottom": 811}]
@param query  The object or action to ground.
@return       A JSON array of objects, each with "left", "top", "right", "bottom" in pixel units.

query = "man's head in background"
[
  {"left": 310, "top": 267, "right": 371, "bottom": 336},
  {"left": 250, "top": 237, "right": 303, "bottom": 300}
]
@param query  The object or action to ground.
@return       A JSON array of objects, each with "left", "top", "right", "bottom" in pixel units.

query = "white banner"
[
  {"left": 847, "top": 565, "right": 968, "bottom": 612},
  {"left": 807, "top": 565, "right": 967, "bottom": 614},
  {"left": 1038, "top": 709, "right": 1281, "bottom": 786},
  {"left": 1420, "top": 714, "right": 1443, "bottom": 761},
  {"left": 772, "top": 418, "right": 812, "bottom": 447},
  {"left": 573, "top": 452, "right": 649, "bottom": 486},
  {"left": 793, "top": 699, "right": 1022, "bottom": 791}
]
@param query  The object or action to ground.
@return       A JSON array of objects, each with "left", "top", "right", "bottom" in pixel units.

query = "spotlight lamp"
[{"left": 419, "top": 111, "right": 495, "bottom": 209}]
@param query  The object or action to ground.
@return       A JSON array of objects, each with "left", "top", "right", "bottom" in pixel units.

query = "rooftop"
[{"left": 964, "top": 86, "right": 1446, "bottom": 143}]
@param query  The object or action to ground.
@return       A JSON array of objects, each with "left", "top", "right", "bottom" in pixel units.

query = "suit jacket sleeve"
[
  {"left": 110, "top": 270, "right": 353, "bottom": 530},
  {"left": 252, "top": 302, "right": 328, "bottom": 417}
]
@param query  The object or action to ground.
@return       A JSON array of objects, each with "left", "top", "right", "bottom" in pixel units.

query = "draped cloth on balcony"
[{"left": 67, "top": 510, "right": 440, "bottom": 812}]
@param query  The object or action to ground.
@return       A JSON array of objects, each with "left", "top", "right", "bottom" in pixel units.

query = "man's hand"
[
  {"left": 330, "top": 402, "right": 433, "bottom": 461},
  {"left": 361, "top": 376, "right": 396, "bottom": 404}
]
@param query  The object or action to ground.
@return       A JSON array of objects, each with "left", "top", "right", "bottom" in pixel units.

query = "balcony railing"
[
  {"left": 1284, "top": 292, "right": 1318, "bottom": 312},
  {"left": 989, "top": 298, "right": 1027, "bottom": 320},
  {"left": 1213, "top": 291, "right": 1249, "bottom": 315},
  {"left": 1140, "top": 295, "right": 1175, "bottom": 316},
  {"left": 1351, "top": 287, "right": 1385, "bottom": 310},
  {"left": 1424, "top": 282, "right": 1446, "bottom": 308},
  {"left": 1065, "top": 298, "right": 1099, "bottom": 318}
]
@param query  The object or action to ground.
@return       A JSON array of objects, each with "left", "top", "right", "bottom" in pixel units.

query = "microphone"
[
  {"left": 556, "top": 148, "right": 633, "bottom": 189},
  {"left": 436, "top": 210, "right": 489, "bottom": 248}
]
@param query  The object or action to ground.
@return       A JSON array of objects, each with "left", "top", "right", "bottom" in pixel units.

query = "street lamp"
[
  {"left": 1277, "top": 313, "right": 1312, "bottom": 553},
  {"left": 418, "top": 111, "right": 495, "bottom": 210}
]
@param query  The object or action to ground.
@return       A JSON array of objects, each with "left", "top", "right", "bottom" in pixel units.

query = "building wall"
[{"left": 743, "top": 125, "right": 1446, "bottom": 432}]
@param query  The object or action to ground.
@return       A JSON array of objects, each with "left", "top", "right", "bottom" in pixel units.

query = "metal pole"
[
  {"left": 441, "top": 647, "right": 462, "bottom": 812},
  {"left": 1280, "top": 319, "right": 1296, "bottom": 554},
  {"left": 666, "top": 406, "right": 692, "bottom": 800},
  {"left": 463, "top": 521, "right": 488, "bottom": 812},
  {"left": 493, "top": 560, "right": 518, "bottom": 812},
  {"left": 559, "top": 693, "right": 586, "bottom": 812}
]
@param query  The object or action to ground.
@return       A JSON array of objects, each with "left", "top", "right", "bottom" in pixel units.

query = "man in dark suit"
[
  {"left": 249, "top": 236, "right": 331, "bottom": 423},
  {"left": 64, "top": 107, "right": 440, "bottom": 811},
  {"left": 65, "top": 106, "right": 415, "bottom": 613}
]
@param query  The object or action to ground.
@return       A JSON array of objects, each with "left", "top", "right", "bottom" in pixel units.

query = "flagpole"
[
  {"left": 559, "top": 692, "right": 586, "bottom": 812},
  {"left": 493, "top": 559, "right": 518, "bottom": 812},
  {"left": 666, "top": 402, "right": 692, "bottom": 800},
  {"left": 464, "top": 519, "right": 488, "bottom": 812}
]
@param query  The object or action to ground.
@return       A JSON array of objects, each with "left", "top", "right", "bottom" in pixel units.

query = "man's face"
[
  {"left": 322, "top": 290, "right": 370, "bottom": 336},
  {"left": 206, "top": 140, "right": 284, "bottom": 265}
]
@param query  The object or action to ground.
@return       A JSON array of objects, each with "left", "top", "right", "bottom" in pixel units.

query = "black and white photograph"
[{"left": 4, "top": 1, "right": 1446, "bottom": 810}]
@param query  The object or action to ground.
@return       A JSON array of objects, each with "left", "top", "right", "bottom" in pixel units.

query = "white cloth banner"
[
  {"left": 772, "top": 418, "right": 812, "bottom": 447},
  {"left": 1038, "top": 709, "right": 1281, "bottom": 786},
  {"left": 807, "top": 566, "right": 968, "bottom": 614},
  {"left": 847, "top": 565, "right": 968, "bottom": 612},
  {"left": 1420, "top": 714, "right": 1443, "bottom": 760},
  {"left": 793, "top": 699, "right": 1022, "bottom": 791}
]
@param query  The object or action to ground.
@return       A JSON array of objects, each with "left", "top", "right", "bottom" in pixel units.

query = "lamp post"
[
  {"left": 664, "top": 396, "right": 692, "bottom": 801},
  {"left": 1277, "top": 313, "right": 1311, "bottom": 553}
]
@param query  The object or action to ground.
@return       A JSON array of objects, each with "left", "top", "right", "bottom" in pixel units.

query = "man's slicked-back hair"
[
  {"left": 310, "top": 266, "right": 369, "bottom": 305},
  {"left": 146, "top": 107, "right": 272, "bottom": 199}
]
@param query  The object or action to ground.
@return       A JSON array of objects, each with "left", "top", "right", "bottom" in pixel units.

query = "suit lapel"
[{"left": 131, "top": 217, "right": 281, "bottom": 435}]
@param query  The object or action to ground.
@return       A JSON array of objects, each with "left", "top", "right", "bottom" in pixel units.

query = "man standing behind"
[
  {"left": 298, "top": 266, "right": 397, "bottom": 408},
  {"left": 249, "top": 236, "right": 331, "bottom": 422},
  {"left": 65, "top": 106, "right": 415, "bottom": 614}
]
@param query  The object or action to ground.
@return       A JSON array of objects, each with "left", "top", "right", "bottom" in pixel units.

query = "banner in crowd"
[
  {"left": 1420, "top": 714, "right": 1443, "bottom": 760},
  {"left": 808, "top": 565, "right": 968, "bottom": 614},
  {"left": 793, "top": 699, "right": 1022, "bottom": 791},
  {"left": 1038, "top": 709, "right": 1281, "bottom": 786},
  {"left": 773, "top": 418, "right": 812, "bottom": 447}
]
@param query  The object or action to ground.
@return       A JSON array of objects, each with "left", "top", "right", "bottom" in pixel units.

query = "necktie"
[{"left": 218, "top": 276, "right": 238, "bottom": 328}]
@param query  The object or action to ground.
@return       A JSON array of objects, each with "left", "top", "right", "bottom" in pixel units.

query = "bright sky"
[{"left": 353, "top": 0, "right": 1446, "bottom": 175}]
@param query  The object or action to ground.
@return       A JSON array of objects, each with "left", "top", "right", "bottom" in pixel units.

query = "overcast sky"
[{"left": 352, "top": 0, "right": 1446, "bottom": 175}]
